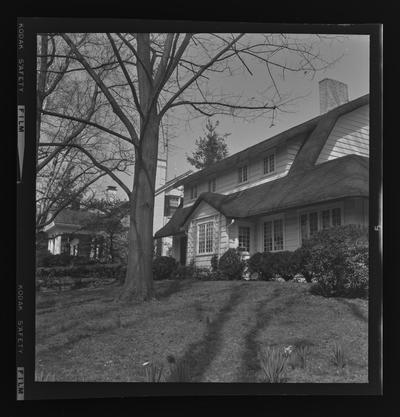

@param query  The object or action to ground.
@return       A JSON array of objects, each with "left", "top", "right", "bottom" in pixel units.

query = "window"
[
  {"left": 300, "top": 214, "right": 308, "bottom": 242},
  {"left": 263, "top": 219, "right": 283, "bottom": 252},
  {"left": 198, "top": 221, "right": 214, "bottom": 254},
  {"left": 300, "top": 207, "right": 342, "bottom": 243},
  {"left": 309, "top": 212, "right": 318, "bottom": 236},
  {"left": 208, "top": 178, "right": 216, "bottom": 192},
  {"left": 190, "top": 185, "right": 198, "bottom": 199},
  {"left": 238, "top": 165, "right": 248, "bottom": 183},
  {"left": 263, "top": 221, "right": 273, "bottom": 252},
  {"left": 322, "top": 210, "right": 330, "bottom": 229},
  {"left": 273, "top": 219, "right": 284, "bottom": 250},
  {"left": 238, "top": 226, "right": 250, "bottom": 252},
  {"left": 263, "top": 153, "right": 276, "bottom": 175},
  {"left": 332, "top": 208, "right": 342, "bottom": 226}
]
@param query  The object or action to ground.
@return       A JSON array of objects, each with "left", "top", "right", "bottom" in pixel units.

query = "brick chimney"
[{"left": 319, "top": 78, "right": 349, "bottom": 114}]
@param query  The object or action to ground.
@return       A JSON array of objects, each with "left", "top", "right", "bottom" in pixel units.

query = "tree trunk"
[
  {"left": 119, "top": 118, "right": 159, "bottom": 302},
  {"left": 118, "top": 33, "right": 161, "bottom": 303}
]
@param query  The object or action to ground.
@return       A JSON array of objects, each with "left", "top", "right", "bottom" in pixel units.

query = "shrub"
[
  {"left": 305, "top": 225, "right": 368, "bottom": 298},
  {"left": 247, "top": 252, "right": 264, "bottom": 276},
  {"left": 255, "top": 252, "right": 276, "bottom": 281},
  {"left": 272, "top": 251, "right": 298, "bottom": 281},
  {"left": 152, "top": 256, "right": 178, "bottom": 281},
  {"left": 172, "top": 264, "right": 195, "bottom": 280},
  {"left": 210, "top": 254, "right": 219, "bottom": 272},
  {"left": 343, "top": 246, "right": 369, "bottom": 298},
  {"left": 218, "top": 248, "right": 245, "bottom": 280},
  {"left": 292, "top": 247, "right": 313, "bottom": 282},
  {"left": 38, "top": 253, "right": 75, "bottom": 267},
  {"left": 36, "top": 263, "right": 126, "bottom": 290}
]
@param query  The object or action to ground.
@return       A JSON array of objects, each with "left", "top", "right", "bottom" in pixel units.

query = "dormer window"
[
  {"left": 263, "top": 152, "right": 276, "bottom": 175},
  {"left": 190, "top": 185, "right": 198, "bottom": 199},
  {"left": 238, "top": 165, "right": 248, "bottom": 183},
  {"left": 208, "top": 178, "right": 216, "bottom": 192}
]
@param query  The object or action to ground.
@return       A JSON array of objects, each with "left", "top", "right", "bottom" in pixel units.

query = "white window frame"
[
  {"left": 190, "top": 184, "right": 198, "bottom": 199},
  {"left": 238, "top": 226, "right": 251, "bottom": 252},
  {"left": 197, "top": 220, "right": 215, "bottom": 255},
  {"left": 238, "top": 165, "right": 248, "bottom": 183},
  {"left": 298, "top": 203, "right": 344, "bottom": 244},
  {"left": 259, "top": 214, "right": 285, "bottom": 252},
  {"left": 208, "top": 178, "right": 216, "bottom": 192},
  {"left": 263, "top": 152, "right": 276, "bottom": 175}
]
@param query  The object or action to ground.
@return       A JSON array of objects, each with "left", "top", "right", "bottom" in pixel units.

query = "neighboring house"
[
  {"left": 154, "top": 79, "right": 369, "bottom": 267},
  {"left": 154, "top": 170, "right": 192, "bottom": 256},
  {"left": 43, "top": 207, "right": 105, "bottom": 259}
]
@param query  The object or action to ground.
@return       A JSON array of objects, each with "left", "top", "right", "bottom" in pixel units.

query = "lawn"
[{"left": 35, "top": 280, "right": 368, "bottom": 383}]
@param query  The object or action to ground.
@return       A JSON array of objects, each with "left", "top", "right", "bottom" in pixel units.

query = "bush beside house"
[
  {"left": 306, "top": 225, "right": 368, "bottom": 298},
  {"left": 152, "top": 256, "right": 178, "bottom": 280}
]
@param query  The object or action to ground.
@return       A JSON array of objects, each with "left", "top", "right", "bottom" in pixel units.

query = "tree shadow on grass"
[
  {"left": 236, "top": 287, "right": 281, "bottom": 382},
  {"left": 336, "top": 299, "right": 368, "bottom": 323},
  {"left": 165, "top": 283, "right": 247, "bottom": 382},
  {"left": 156, "top": 280, "right": 194, "bottom": 300},
  {"left": 237, "top": 288, "right": 301, "bottom": 382}
]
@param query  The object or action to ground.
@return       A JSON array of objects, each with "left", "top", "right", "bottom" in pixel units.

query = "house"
[
  {"left": 43, "top": 171, "right": 192, "bottom": 259},
  {"left": 43, "top": 206, "right": 105, "bottom": 259},
  {"left": 154, "top": 79, "right": 369, "bottom": 267}
]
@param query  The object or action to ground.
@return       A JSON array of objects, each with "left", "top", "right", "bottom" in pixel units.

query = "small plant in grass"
[
  {"left": 293, "top": 345, "right": 310, "bottom": 369},
  {"left": 35, "top": 370, "right": 56, "bottom": 381},
  {"left": 330, "top": 342, "right": 346, "bottom": 368},
  {"left": 259, "top": 346, "right": 288, "bottom": 383},
  {"left": 142, "top": 361, "right": 164, "bottom": 382},
  {"left": 166, "top": 355, "right": 191, "bottom": 382}
]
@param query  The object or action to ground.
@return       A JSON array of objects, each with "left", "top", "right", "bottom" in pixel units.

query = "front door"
[{"left": 179, "top": 235, "right": 187, "bottom": 265}]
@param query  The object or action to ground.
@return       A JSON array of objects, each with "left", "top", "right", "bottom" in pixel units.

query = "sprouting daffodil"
[{"left": 283, "top": 345, "right": 294, "bottom": 357}]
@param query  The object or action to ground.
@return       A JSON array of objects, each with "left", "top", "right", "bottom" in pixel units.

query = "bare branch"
[
  {"left": 39, "top": 142, "right": 131, "bottom": 198},
  {"left": 61, "top": 33, "right": 140, "bottom": 148},
  {"left": 106, "top": 33, "right": 144, "bottom": 121},
  {"left": 41, "top": 109, "right": 133, "bottom": 144},
  {"left": 159, "top": 33, "right": 245, "bottom": 118}
]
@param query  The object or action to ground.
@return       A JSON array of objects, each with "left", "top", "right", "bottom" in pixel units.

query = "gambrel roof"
[
  {"left": 174, "top": 94, "right": 369, "bottom": 187},
  {"left": 155, "top": 94, "right": 370, "bottom": 239}
]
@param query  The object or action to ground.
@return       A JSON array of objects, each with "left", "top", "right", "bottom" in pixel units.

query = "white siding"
[
  {"left": 316, "top": 105, "right": 369, "bottom": 164},
  {"left": 343, "top": 197, "right": 369, "bottom": 226},
  {"left": 183, "top": 139, "right": 304, "bottom": 207}
]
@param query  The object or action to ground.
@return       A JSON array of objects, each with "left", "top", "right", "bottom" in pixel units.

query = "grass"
[{"left": 35, "top": 280, "right": 368, "bottom": 382}]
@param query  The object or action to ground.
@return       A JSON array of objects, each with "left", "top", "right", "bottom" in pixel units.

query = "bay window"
[{"left": 300, "top": 207, "right": 342, "bottom": 243}]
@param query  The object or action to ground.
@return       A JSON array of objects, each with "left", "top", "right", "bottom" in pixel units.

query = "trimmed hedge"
[
  {"left": 37, "top": 253, "right": 100, "bottom": 267},
  {"left": 36, "top": 263, "right": 126, "bottom": 290}
]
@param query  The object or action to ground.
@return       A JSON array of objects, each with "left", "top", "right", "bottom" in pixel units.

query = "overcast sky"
[{"left": 99, "top": 34, "right": 369, "bottom": 199}]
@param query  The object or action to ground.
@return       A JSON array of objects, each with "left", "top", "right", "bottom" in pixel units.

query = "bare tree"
[
  {"left": 36, "top": 34, "right": 134, "bottom": 230},
  {"left": 40, "top": 33, "right": 342, "bottom": 301}
]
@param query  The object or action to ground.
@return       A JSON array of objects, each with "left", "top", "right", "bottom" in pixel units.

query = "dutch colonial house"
[{"left": 154, "top": 79, "right": 369, "bottom": 267}]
